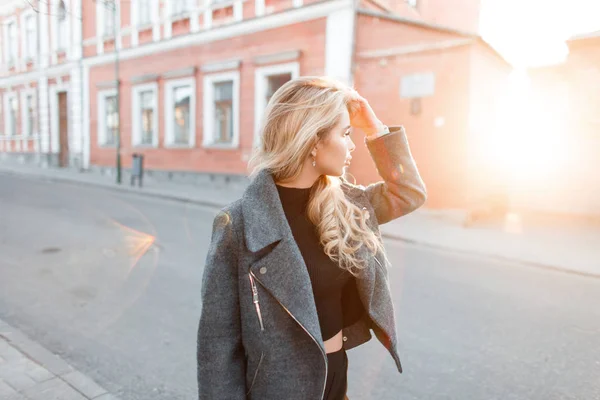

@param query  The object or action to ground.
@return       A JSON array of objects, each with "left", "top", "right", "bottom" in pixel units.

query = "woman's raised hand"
[{"left": 348, "top": 90, "right": 386, "bottom": 137}]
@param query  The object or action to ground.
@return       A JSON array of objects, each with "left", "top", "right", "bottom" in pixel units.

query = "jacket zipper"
[
  {"left": 248, "top": 273, "right": 265, "bottom": 331},
  {"left": 249, "top": 271, "right": 328, "bottom": 400}
]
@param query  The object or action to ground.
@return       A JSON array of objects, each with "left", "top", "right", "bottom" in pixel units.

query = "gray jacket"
[{"left": 197, "top": 126, "right": 427, "bottom": 400}]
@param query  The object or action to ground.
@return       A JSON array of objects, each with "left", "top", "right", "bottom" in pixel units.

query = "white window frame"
[
  {"left": 130, "top": 0, "right": 160, "bottom": 46},
  {"left": 164, "top": 77, "right": 196, "bottom": 148},
  {"left": 21, "top": 88, "right": 37, "bottom": 138},
  {"left": 97, "top": 0, "right": 119, "bottom": 39},
  {"left": 132, "top": 82, "right": 159, "bottom": 147},
  {"left": 137, "top": 0, "right": 153, "bottom": 27},
  {"left": 170, "top": 0, "right": 194, "bottom": 17},
  {"left": 4, "top": 17, "right": 18, "bottom": 67},
  {"left": 104, "top": 5, "right": 117, "bottom": 37},
  {"left": 57, "top": 13, "right": 68, "bottom": 51},
  {"left": 4, "top": 92, "right": 19, "bottom": 137},
  {"left": 253, "top": 62, "right": 299, "bottom": 146},
  {"left": 21, "top": 10, "right": 37, "bottom": 63},
  {"left": 203, "top": 71, "right": 240, "bottom": 149},
  {"left": 97, "top": 89, "right": 118, "bottom": 146}
]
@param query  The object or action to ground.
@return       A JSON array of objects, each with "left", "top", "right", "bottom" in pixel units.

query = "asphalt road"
[{"left": 1, "top": 173, "right": 599, "bottom": 400}]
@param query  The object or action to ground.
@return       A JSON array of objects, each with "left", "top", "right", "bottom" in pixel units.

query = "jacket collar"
[
  {"left": 241, "top": 169, "right": 363, "bottom": 252},
  {"left": 241, "top": 168, "right": 290, "bottom": 253}
]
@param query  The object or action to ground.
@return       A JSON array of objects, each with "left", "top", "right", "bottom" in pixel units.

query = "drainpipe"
[
  {"left": 78, "top": 0, "right": 85, "bottom": 171},
  {"left": 36, "top": 3, "right": 42, "bottom": 166},
  {"left": 349, "top": 0, "right": 360, "bottom": 86}
]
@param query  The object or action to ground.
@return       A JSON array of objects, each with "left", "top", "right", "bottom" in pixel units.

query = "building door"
[{"left": 58, "top": 91, "right": 69, "bottom": 167}]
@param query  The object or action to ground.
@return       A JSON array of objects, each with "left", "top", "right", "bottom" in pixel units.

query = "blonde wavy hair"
[{"left": 247, "top": 76, "right": 387, "bottom": 277}]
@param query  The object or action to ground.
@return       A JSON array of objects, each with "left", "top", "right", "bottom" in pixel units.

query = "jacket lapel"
[{"left": 242, "top": 169, "right": 325, "bottom": 352}]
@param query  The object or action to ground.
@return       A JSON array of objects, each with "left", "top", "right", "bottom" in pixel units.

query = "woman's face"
[{"left": 314, "top": 108, "right": 356, "bottom": 177}]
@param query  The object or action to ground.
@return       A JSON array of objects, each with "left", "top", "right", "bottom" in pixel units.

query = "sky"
[{"left": 479, "top": 0, "right": 600, "bottom": 67}]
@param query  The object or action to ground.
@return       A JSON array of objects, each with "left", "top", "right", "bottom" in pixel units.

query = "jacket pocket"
[
  {"left": 248, "top": 272, "right": 265, "bottom": 331},
  {"left": 246, "top": 351, "right": 264, "bottom": 396}
]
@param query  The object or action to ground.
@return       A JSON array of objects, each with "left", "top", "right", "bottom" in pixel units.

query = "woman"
[{"left": 197, "top": 76, "right": 426, "bottom": 400}]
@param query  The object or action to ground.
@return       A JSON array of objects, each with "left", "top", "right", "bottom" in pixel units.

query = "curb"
[
  {"left": 0, "top": 167, "right": 227, "bottom": 210},
  {"left": 379, "top": 230, "right": 600, "bottom": 279},
  {"left": 0, "top": 318, "right": 120, "bottom": 400}
]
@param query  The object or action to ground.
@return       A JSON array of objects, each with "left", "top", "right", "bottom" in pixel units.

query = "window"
[
  {"left": 105, "top": 95, "right": 118, "bottom": 145},
  {"left": 104, "top": 5, "right": 116, "bottom": 36},
  {"left": 25, "top": 15, "right": 37, "bottom": 60},
  {"left": 407, "top": 0, "right": 418, "bottom": 7},
  {"left": 172, "top": 0, "right": 191, "bottom": 16},
  {"left": 132, "top": 83, "right": 158, "bottom": 146},
  {"left": 173, "top": 86, "right": 191, "bottom": 144},
  {"left": 9, "top": 95, "right": 18, "bottom": 136},
  {"left": 25, "top": 93, "right": 36, "bottom": 136},
  {"left": 8, "top": 22, "right": 17, "bottom": 64},
  {"left": 254, "top": 62, "right": 299, "bottom": 145},
  {"left": 203, "top": 71, "right": 240, "bottom": 148},
  {"left": 140, "top": 91, "right": 154, "bottom": 144},
  {"left": 165, "top": 78, "right": 195, "bottom": 147},
  {"left": 57, "top": 11, "right": 68, "bottom": 50},
  {"left": 138, "top": 0, "right": 152, "bottom": 26},
  {"left": 98, "top": 91, "right": 118, "bottom": 146},
  {"left": 265, "top": 73, "right": 292, "bottom": 105},
  {"left": 214, "top": 81, "right": 233, "bottom": 144}
]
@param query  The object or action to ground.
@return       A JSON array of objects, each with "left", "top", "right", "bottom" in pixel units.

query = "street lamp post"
[
  {"left": 109, "top": 0, "right": 122, "bottom": 184},
  {"left": 98, "top": 0, "right": 122, "bottom": 183}
]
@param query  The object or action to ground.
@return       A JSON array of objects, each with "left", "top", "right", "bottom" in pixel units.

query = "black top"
[{"left": 276, "top": 182, "right": 363, "bottom": 341}]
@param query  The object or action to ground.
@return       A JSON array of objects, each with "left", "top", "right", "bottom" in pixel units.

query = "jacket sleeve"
[
  {"left": 361, "top": 126, "right": 427, "bottom": 224},
  {"left": 197, "top": 209, "right": 246, "bottom": 399}
]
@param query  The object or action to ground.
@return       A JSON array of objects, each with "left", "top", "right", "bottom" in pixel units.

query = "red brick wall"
[
  {"left": 351, "top": 14, "right": 473, "bottom": 208},
  {"left": 361, "top": 0, "right": 481, "bottom": 33},
  {"left": 89, "top": 19, "right": 328, "bottom": 173}
]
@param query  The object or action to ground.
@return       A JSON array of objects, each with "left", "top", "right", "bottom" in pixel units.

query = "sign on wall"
[{"left": 400, "top": 72, "right": 436, "bottom": 98}]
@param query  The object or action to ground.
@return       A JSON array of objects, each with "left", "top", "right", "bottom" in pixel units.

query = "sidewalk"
[
  {"left": 2, "top": 162, "right": 599, "bottom": 277},
  {"left": 0, "top": 318, "right": 118, "bottom": 400},
  {"left": 384, "top": 209, "right": 600, "bottom": 277}
]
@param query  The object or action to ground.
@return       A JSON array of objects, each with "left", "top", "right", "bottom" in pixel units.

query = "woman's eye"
[{"left": 344, "top": 131, "right": 351, "bottom": 136}]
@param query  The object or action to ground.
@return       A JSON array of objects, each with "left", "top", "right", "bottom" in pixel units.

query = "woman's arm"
[
  {"left": 362, "top": 125, "right": 427, "bottom": 224},
  {"left": 197, "top": 209, "right": 246, "bottom": 399},
  {"left": 348, "top": 92, "right": 427, "bottom": 224}
]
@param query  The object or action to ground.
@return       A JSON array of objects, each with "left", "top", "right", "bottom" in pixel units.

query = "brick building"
[
  {"left": 0, "top": 0, "right": 511, "bottom": 209},
  {"left": 527, "top": 31, "right": 600, "bottom": 216}
]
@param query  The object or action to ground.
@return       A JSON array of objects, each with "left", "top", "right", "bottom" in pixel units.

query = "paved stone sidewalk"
[
  {"left": 1, "top": 162, "right": 599, "bottom": 277},
  {"left": 0, "top": 318, "right": 119, "bottom": 400}
]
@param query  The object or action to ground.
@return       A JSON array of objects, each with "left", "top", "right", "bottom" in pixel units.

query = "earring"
[{"left": 312, "top": 156, "right": 316, "bottom": 167}]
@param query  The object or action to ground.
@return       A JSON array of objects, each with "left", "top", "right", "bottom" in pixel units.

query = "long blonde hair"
[{"left": 247, "top": 76, "right": 387, "bottom": 277}]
